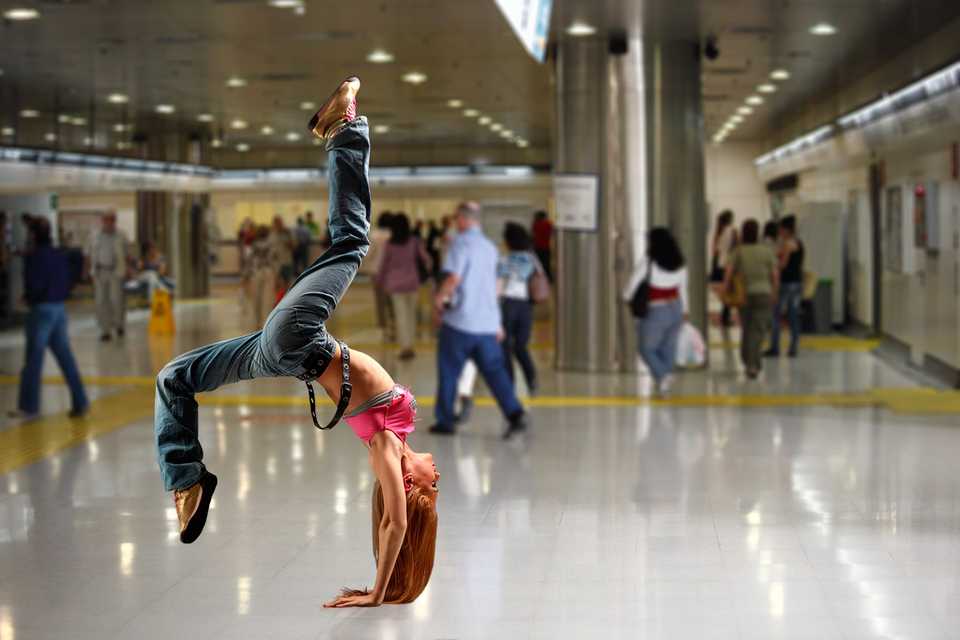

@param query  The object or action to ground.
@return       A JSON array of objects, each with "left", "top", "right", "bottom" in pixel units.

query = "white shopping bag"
[{"left": 675, "top": 322, "right": 706, "bottom": 368}]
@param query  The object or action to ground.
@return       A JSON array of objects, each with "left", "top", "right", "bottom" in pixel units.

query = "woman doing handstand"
[{"left": 153, "top": 77, "right": 438, "bottom": 607}]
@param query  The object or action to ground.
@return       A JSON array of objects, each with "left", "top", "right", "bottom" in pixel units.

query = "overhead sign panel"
[{"left": 493, "top": 0, "right": 552, "bottom": 63}]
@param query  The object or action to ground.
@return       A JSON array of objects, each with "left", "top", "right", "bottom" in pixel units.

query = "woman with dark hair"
[
  {"left": 763, "top": 220, "right": 779, "bottom": 246},
  {"left": 153, "top": 78, "right": 438, "bottom": 607},
  {"left": 623, "top": 227, "right": 688, "bottom": 396},
  {"left": 710, "top": 210, "right": 738, "bottom": 329},
  {"left": 496, "top": 222, "right": 544, "bottom": 394},
  {"left": 377, "top": 212, "right": 432, "bottom": 360},
  {"left": 724, "top": 219, "right": 778, "bottom": 378}
]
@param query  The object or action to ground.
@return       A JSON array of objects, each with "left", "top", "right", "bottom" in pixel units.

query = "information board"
[
  {"left": 493, "top": 0, "right": 552, "bottom": 63},
  {"left": 553, "top": 174, "right": 598, "bottom": 232}
]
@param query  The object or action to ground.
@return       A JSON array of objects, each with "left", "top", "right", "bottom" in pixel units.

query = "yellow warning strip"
[{"left": 0, "top": 388, "right": 154, "bottom": 476}]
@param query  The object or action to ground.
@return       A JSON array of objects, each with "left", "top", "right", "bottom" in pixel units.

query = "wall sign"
[
  {"left": 493, "top": 0, "right": 553, "bottom": 63},
  {"left": 553, "top": 174, "right": 598, "bottom": 232}
]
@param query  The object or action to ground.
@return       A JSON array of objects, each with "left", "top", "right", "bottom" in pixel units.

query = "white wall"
[{"left": 704, "top": 141, "right": 769, "bottom": 230}]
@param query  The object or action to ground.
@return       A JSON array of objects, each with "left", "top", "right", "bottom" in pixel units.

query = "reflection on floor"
[{"left": 0, "top": 283, "right": 958, "bottom": 640}]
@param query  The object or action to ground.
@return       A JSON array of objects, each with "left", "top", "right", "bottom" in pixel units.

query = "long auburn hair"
[{"left": 341, "top": 481, "right": 438, "bottom": 603}]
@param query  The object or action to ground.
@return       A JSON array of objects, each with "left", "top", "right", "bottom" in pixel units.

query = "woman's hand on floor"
[{"left": 323, "top": 591, "right": 383, "bottom": 608}]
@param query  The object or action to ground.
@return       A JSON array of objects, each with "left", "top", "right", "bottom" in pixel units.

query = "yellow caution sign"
[{"left": 148, "top": 288, "right": 176, "bottom": 336}]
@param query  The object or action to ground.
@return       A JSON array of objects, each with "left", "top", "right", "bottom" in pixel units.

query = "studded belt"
[{"left": 300, "top": 341, "right": 352, "bottom": 431}]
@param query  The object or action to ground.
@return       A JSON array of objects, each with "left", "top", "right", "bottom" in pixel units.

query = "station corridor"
[{"left": 1, "top": 284, "right": 958, "bottom": 640}]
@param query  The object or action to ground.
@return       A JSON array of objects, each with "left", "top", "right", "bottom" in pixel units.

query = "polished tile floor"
[{"left": 1, "top": 284, "right": 959, "bottom": 640}]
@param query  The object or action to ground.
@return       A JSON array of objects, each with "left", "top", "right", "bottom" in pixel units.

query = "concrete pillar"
[
  {"left": 554, "top": 32, "right": 707, "bottom": 373},
  {"left": 136, "top": 190, "right": 210, "bottom": 299}
]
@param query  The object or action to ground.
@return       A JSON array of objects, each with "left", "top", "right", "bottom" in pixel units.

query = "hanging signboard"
[
  {"left": 554, "top": 173, "right": 598, "bottom": 231},
  {"left": 493, "top": 0, "right": 553, "bottom": 63}
]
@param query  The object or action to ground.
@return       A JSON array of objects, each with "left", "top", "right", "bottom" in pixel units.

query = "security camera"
[{"left": 704, "top": 36, "right": 719, "bottom": 61}]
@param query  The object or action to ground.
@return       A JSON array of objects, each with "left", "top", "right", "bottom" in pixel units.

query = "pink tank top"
[{"left": 343, "top": 386, "right": 417, "bottom": 445}]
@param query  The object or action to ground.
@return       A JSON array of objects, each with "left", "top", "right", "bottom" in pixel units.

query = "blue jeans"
[
  {"left": 154, "top": 118, "right": 371, "bottom": 491},
  {"left": 18, "top": 302, "right": 88, "bottom": 415},
  {"left": 770, "top": 282, "right": 802, "bottom": 354},
  {"left": 501, "top": 299, "right": 536, "bottom": 390},
  {"left": 435, "top": 324, "right": 523, "bottom": 428},
  {"left": 635, "top": 300, "right": 683, "bottom": 382}
]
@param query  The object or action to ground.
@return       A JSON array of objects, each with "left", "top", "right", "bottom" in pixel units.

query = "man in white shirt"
[{"left": 87, "top": 213, "right": 128, "bottom": 341}]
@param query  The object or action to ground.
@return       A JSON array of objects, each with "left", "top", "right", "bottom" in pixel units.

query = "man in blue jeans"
[
  {"left": 766, "top": 215, "right": 805, "bottom": 358},
  {"left": 154, "top": 77, "right": 370, "bottom": 542},
  {"left": 430, "top": 202, "right": 528, "bottom": 439},
  {"left": 13, "top": 217, "right": 88, "bottom": 420}
]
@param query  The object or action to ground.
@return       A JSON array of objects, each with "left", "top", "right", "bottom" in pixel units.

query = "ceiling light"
[
  {"left": 285, "top": 131, "right": 301, "bottom": 141},
  {"left": 402, "top": 71, "right": 427, "bottom": 85},
  {"left": 58, "top": 114, "right": 71, "bottom": 124},
  {"left": 447, "top": 99, "right": 463, "bottom": 108},
  {"left": 367, "top": 49, "right": 395, "bottom": 64},
  {"left": 478, "top": 116, "right": 492, "bottom": 125},
  {"left": 299, "top": 101, "right": 316, "bottom": 110},
  {"left": 566, "top": 21, "right": 596, "bottom": 37},
  {"left": 19, "top": 109, "right": 39, "bottom": 118},
  {"left": 226, "top": 76, "right": 247, "bottom": 88},
  {"left": 489, "top": 123, "right": 503, "bottom": 131},
  {"left": 268, "top": 0, "right": 302, "bottom": 6},
  {"left": 500, "top": 130, "right": 513, "bottom": 139},
  {"left": 517, "top": 140, "right": 529, "bottom": 148},
  {"left": 3, "top": 7, "right": 40, "bottom": 20},
  {"left": 737, "top": 106, "right": 753, "bottom": 115},
  {"left": 83, "top": 136, "right": 93, "bottom": 146},
  {"left": 71, "top": 117, "right": 87, "bottom": 126},
  {"left": 113, "top": 123, "right": 130, "bottom": 132},
  {"left": 155, "top": 104, "right": 176, "bottom": 114},
  {"left": 197, "top": 113, "right": 215, "bottom": 123},
  {"left": 745, "top": 95, "right": 764, "bottom": 106},
  {"left": 373, "top": 124, "right": 390, "bottom": 134},
  {"left": 770, "top": 69, "right": 791, "bottom": 81},
  {"left": 1, "top": 127, "right": 14, "bottom": 136},
  {"left": 44, "top": 133, "right": 57, "bottom": 142},
  {"left": 809, "top": 22, "right": 837, "bottom": 36},
  {"left": 231, "top": 119, "right": 248, "bottom": 129},
  {"left": 211, "top": 138, "right": 223, "bottom": 148},
  {"left": 757, "top": 84, "right": 777, "bottom": 93},
  {"left": 236, "top": 143, "right": 250, "bottom": 152},
  {"left": 312, "top": 138, "right": 323, "bottom": 146},
  {"left": 260, "top": 125, "right": 275, "bottom": 135},
  {"left": 107, "top": 93, "right": 128, "bottom": 104},
  {"left": 730, "top": 115, "right": 744, "bottom": 124},
  {"left": 463, "top": 109, "right": 479, "bottom": 118}
]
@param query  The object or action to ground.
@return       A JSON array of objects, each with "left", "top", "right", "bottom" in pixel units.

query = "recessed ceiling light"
[
  {"left": 155, "top": 104, "right": 176, "bottom": 114},
  {"left": 197, "top": 113, "right": 215, "bottom": 123},
  {"left": 489, "top": 123, "right": 503, "bottom": 131},
  {"left": 1, "top": 127, "right": 14, "bottom": 136},
  {"left": 737, "top": 106, "right": 753, "bottom": 115},
  {"left": 402, "top": 71, "right": 427, "bottom": 85},
  {"left": 226, "top": 76, "right": 247, "bottom": 88},
  {"left": 44, "top": 132, "right": 57, "bottom": 142},
  {"left": 566, "top": 21, "right": 596, "bottom": 37},
  {"left": 268, "top": 0, "right": 302, "bottom": 6},
  {"left": 285, "top": 131, "right": 301, "bottom": 141},
  {"left": 71, "top": 117, "right": 86, "bottom": 126},
  {"left": 299, "top": 101, "right": 316, "bottom": 111},
  {"left": 517, "top": 140, "right": 529, "bottom": 148},
  {"left": 211, "top": 138, "right": 223, "bottom": 148},
  {"left": 261, "top": 125, "right": 275, "bottom": 135},
  {"left": 107, "top": 93, "right": 128, "bottom": 104},
  {"left": 809, "top": 23, "right": 837, "bottom": 36},
  {"left": 745, "top": 95, "right": 764, "bottom": 106},
  {"left": 478, "top": 116, "right": 492, "bottom": 125},
  {"left": 730, "top": 115, "right": 744, "bottom": 124},
  {"left": 367, "top": 49, "right": 395, "bottom": 64},
  {"left": 83, "top": 136, "right": 93, "bottom": 146},
  {"left": 113, "top": 123, "right": 130, "bottom": 132},
  {"left": 500, "top": 130, "right": 513, "bottom": 138},
  {"left": 447, "top": 99, "right": 463, "bottom": 108},
  {"left": 231, "top": 119, "right": 248, "bottom": 130},
  {"left": 236, "top": 143, "right": 250, "bottom": 152},
  {"left": 3, "top": 7, "right": 40, "bottom": 20},
  {"left": 57, "top": 114, "right": 71, "bottom": 124},
  {"left": 770, "top": 69, "right": 791, "bottom": 81},
  {"left": 757, "top": 84, "right": 777, "bottom": 93},
  {"left": 373, "top": 124, "right": 390, "bottom": 134},
  {"left": 463, "top": 109, "right": 479, "bottom": 118},
  {"left": 19, "top": 109, "right": 39, "bottom": 118}
]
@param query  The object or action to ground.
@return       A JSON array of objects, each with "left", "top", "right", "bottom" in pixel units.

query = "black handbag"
[{"left": 630, "top": 269, "right": 650, "bottom": 318}]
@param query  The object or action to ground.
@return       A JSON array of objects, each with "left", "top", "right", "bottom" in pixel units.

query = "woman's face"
[{"left": 406, "top": 451, "right": 439, "bottom": 497}]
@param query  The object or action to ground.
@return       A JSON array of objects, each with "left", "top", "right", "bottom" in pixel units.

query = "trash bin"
[{"left": 803, "top": 279, "right": 833, "bottom": 334}]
